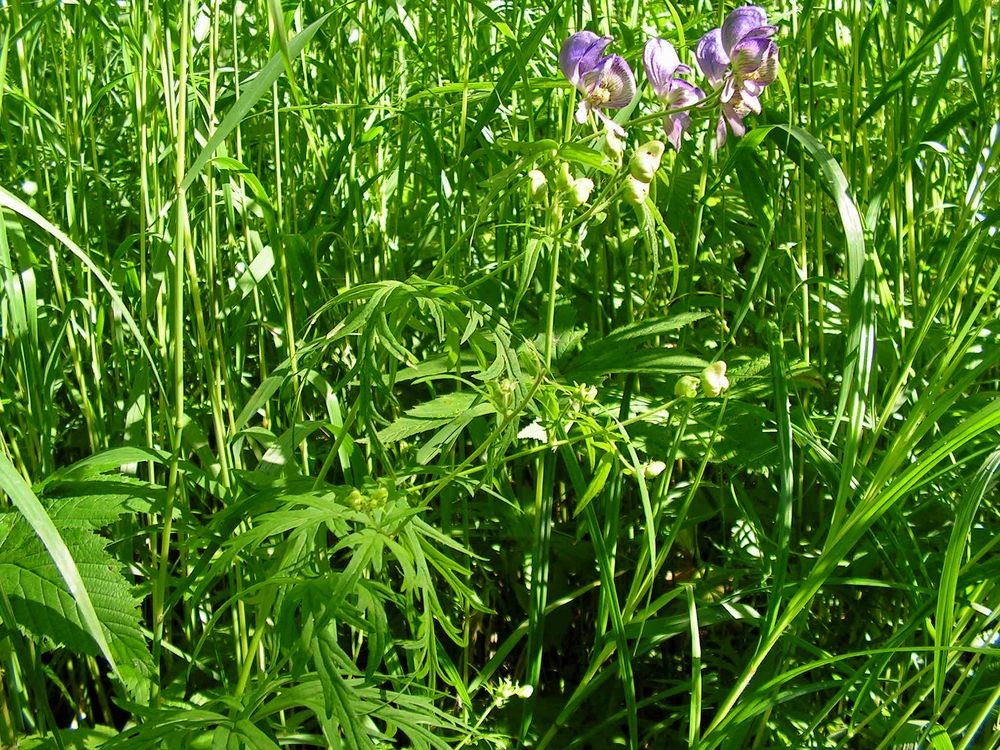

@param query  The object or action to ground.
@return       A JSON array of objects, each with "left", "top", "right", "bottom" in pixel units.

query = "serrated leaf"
[
  {"left": 377, "top": 391, "right": 493, "bottom": 444},
  {"left": 414, "top": 403, "right": 495, "bottom": 464},
  {"left": 0, "top": 512, "right": 153, "bottom": 700},
  {"left": 40, "top": 477, "right": 164, "bottom": 528},
  {"left": 42, "top": 446, "right": 170, "bottom": 486},
  {"left": 0, "top": 453, "right": 122, "bottom": 686},
  {"left": 313, "top": 629, "right": 378, "bottom": 749}
]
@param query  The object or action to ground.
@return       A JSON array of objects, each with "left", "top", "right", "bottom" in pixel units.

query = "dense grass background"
[{"left": 1, "top": 0, "right": 999, "bottom": 747}]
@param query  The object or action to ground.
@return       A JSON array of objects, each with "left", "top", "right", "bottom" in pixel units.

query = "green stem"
[{"left": 152, "top": 0, "right": 191, "bottom": 704}]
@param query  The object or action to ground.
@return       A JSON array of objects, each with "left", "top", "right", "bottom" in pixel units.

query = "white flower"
[{"left": 701, "top": 361, "right": 730, "bottom": 397}]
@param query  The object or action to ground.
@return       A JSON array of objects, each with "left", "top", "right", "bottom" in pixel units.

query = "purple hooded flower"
[
  {"left": 696, "top": 6, "right": 779, "bottom": 145},
  {"left": 643, "top": 38, "right": 705, "bottom": 151},
  {"left": 560, "top": 31, "right": 636, "bottom": 134}
]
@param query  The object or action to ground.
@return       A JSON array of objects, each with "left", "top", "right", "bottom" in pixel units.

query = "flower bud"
[
  {"left": 629, "top": 139, "right": 665, "bottom": 183},
  {"left": 643, "top": 460, "right": 667, "bottom": 478},
  {"left": 370, "top": 487, "right": 389, "bottom": 508},
  {"left": 603, "top": 124, "right": 625, "bottom": 163},
  {"left": 624, "top": 175, "right": 649, "bottom": 206},
  {"left": 674, "top": 375, "right": 700, "bottom": 399},
  {"left": 569, "top": 177, "right": 594, "bottom": 207},
  {"left": 701, "top": 361, "right": 730, "bottom": 397},
  {"left": 556, "top": 162, "right": 575, "bottom": 192},
  {"left": 527, "top": 169, "right": 548, "bottom": 202},
  {"left": 347, "top": 488, "right": 366, "bottom": 511}
]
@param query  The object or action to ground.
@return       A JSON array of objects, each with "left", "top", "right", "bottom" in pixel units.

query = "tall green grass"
[{"left": 1, "top": 0, "right": 998, "bottom": 747}]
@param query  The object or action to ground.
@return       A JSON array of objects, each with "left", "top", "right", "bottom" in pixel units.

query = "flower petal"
[
  {"left": 559, "top": 31, "right": 612, "bottom": 90},
  {"left": 643, "top": 38, "right": 682, "bottom": 97},
  {"left": 730, "top": 37, "right": 779, "bottom": 81},
  {"left": 593, "top": 54, "right": 636, "bottom": 109},
  {"left": 696, "top": 28, "right": 729, "bottom": 89},
  {"left": 716, "top": 116, "right": 729, "bottom": 148},
  {"left": 659, "top": 81, "right": 703, "bottom": 150},
  {"left": 722, "top": 107, "right": 746, "bottom": 138},
  {"left": 721, "top": 6, "right": 769, "bottom": 54},
  {"left": 721, "top": 76, "right": 738, "bottom": 103},
  {"left": 720, "top": 92, "right": 755, "bottom": 143},
  {"left": 736, "top": 90, "right": 762, "bottom": 115},
  {"left": 663, "top": 112, "right": 690, "bottom": 151},
  {"left": 665, "top": 78, "right": 704, "bottom": 107},
  {"left": 594, "top": 109, "right": 627, "bottom": 137}
]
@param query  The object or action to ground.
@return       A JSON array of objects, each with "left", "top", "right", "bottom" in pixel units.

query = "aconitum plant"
[{"left": 558, "top": 6, "right": 780, "bottom": 151}]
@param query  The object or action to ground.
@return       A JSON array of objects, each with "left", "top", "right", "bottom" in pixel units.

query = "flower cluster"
[
  {"left": 345, "top": 484, "right": 390, "bottom": 513},
  {"left": 559, "top": 6, "right": 779, "bottom": 150},
  {"left": 625, "top": 139, "right": 665, "bottom": 205},
  {"left": 674, "top": 361, "right": 731, "bottom": 399},
  {"left": 696, "top": 6, "right": 780, "bottom": 146}
]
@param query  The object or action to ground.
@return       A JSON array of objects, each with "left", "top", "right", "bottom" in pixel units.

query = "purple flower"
[
  {"left": 643, "top": 38, "right": 705, "bottom": 151},
  {"left": 560, "top": 31, "right": 636, "bottom": 134},
  {"left": 696, "top": 6, "right": 779, "bottom": 145}
]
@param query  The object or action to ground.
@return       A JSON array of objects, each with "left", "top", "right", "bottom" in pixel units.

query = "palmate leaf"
[
  {"left": 376, "top": 391, "right": 495, "bottom": 446},
  {"left": 563, "top": 313, "right": 710, "bottom": 379}
]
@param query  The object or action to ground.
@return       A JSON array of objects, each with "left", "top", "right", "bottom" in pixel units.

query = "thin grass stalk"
[
  {"left": 520, "top": 449, "right": 554, "bottom": 742},
  {"left": 268, "top": 15, "right": 305, "bottom": 471},
  {"left": 153, "top": 0, "right": 193, "bottom": 702}
]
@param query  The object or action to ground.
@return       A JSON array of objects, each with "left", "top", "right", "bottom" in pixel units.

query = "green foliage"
[{"left": 1, "top": 0, "right": 999, "bottom": 747}]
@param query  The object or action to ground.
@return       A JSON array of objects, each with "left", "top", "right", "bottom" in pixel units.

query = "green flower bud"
[
  {"left": 624, "top": 175, "right": 649, "bottom": 206},
  {"left": 569, "top": 177, "right": 594, "bottom": 207},
  {"left": 370, "top": 486, "right": 389, "bottom": 508},
  {"left": 556, "top": 162, "right": 575, "bottom": 192},
  {"left": 347, "top": 488, "right": 366, "bottom": 511},
  {"left": 603, "top": 124, "right": 625, "bottom": 163},
  {"left": 643, "top": 460, "right": 667, "bottom": 478},
  {"left": 629, "top": 139, "right": 665, "bottom": 183},
  {"left": 701, "top": 361, "right": 730, "bottom": 397},
  {"left": 527, "top": 169, "right": 548, "bottom": 202},
  {"left": 674, "top": 375, "right": 700, "bottom": 399}
]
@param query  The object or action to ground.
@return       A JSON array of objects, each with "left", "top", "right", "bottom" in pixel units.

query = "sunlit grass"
[{"left": 0, "top": 0, "right": 998, "bottom": 748}]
